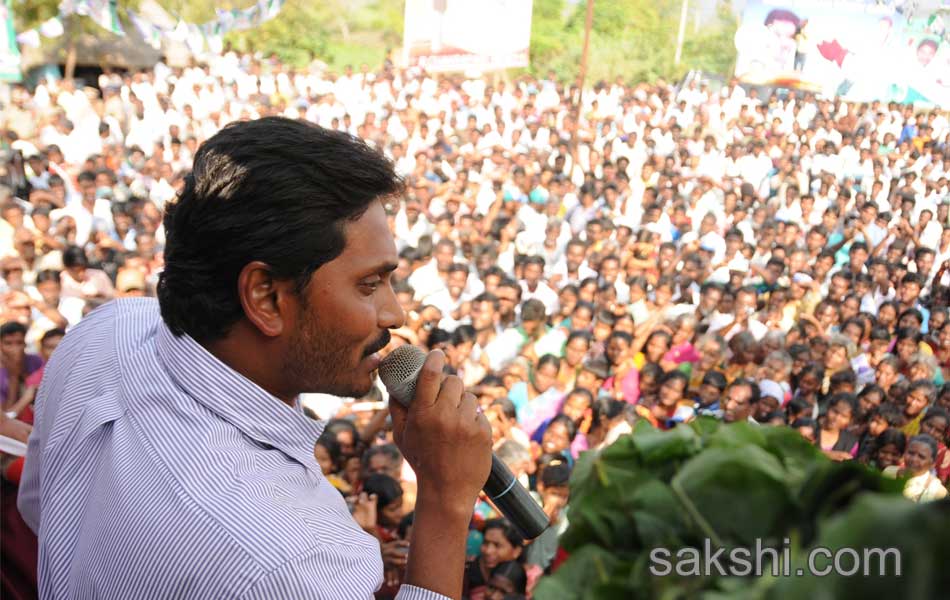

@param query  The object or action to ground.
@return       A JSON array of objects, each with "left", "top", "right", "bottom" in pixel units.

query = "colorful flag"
[{"left": 128, "top": 10, "right": 161, "bottom": 49}]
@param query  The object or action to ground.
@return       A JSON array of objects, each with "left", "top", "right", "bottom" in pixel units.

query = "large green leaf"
[
  {"left": 767, "top": 496, "right": 950, "bottom": 600},
  {"left": 671, "top": 446, "right": 794, "bottom": 546}
]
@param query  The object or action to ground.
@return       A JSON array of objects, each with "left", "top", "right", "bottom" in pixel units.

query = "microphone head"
[{"left": 378, "top": 344, "right": 427, "bottom": 407}]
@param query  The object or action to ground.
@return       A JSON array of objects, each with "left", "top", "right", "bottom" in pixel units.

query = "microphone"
[{"left": 379, "top": 345, "right": 550, "bottom": 540}]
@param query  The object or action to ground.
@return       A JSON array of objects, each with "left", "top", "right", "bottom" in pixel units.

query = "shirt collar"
[{"left": 155, "top": 320, "right": 325, "bottom": 472}]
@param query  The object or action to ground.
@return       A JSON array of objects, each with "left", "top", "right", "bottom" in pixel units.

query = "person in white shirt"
[{"left": 519, "top": 255, "right": 559, "bottom": 316}]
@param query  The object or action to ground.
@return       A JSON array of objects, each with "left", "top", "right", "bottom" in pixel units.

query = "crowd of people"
[{"left": 1, "top": 48, "right": 949, "bottom": 599}]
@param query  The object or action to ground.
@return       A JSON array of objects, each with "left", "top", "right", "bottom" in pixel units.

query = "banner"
[
  {"left": 734, "top": 0, "right": 950, "bottom": 106},
  {"left": 0, "top": 0, "right": 21, "bottom": 82},
  {"left": 402, "top": 0, "right": 533, "bottom": 72}
]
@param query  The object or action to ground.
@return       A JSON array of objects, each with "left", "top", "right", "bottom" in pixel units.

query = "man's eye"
[{"left": 361, "top": 280, "right": 382, "bottom": 291}]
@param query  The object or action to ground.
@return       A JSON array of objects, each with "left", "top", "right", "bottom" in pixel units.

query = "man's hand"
[
  {"left": 381, "top": 540, "right": 410, "bottom": 570},
  {"left": 388, "top": 350, "right": 493, "bottom": 598},
  {"left": 351, "top": 492, "right": 377, "bottom": 533},
  {"left": 389, "top": 350, "right": 491, "bottom": 508},
  {"left": 0, "top": 415, "right": 32, "bottom": 444}
]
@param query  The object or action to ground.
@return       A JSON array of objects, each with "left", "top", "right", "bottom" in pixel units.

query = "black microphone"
[{"left": 378, "top": 345, "right": 550, "bottom": 540}]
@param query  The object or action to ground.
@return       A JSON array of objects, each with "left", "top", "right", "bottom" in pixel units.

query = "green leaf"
[
  {"left": 767, "top": 496, "right": 950, "bottom": 600},
  {"left": 533, "top": 545, "right": 623, "bottom": 600},
  {"left": 672, "top": 446, "right": 794, "bottom": 546}
]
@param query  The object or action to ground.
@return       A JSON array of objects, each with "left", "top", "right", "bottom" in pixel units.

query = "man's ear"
[{"left": 236, "top": 261, "right": 297, "bottom": 338}]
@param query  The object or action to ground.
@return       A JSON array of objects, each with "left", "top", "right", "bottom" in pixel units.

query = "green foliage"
[
  {"left": 528, "top": 0, "right": 737, "bottom": 84},
  {"left": 534, "top": 418, "right": 944, "bottom": 599},
  {"left": 13, "top": 0, "right": 737, "bottom": 79}
]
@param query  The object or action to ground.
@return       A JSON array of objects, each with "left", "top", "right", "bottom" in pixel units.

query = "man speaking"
[{"left": 17, "top": 117, "right": 493, "bottom": 599}]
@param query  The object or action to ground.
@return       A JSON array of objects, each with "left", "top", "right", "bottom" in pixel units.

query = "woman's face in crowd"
[
  {"left": 896, "top": 337, "right": 917, "bottom": 361},
  {"left": 605, "top": 337, "right": 630, "bottom": 366},
  {"left": 343, "top": 456, "right": 361, "bottom": 485},
  {"left": 380, "top": 496, "right": 403, "bottom": 528},
  {"left": 533, "top": 362, "right": 559, "bottom": 394},
  {"left": 797, "top": 425, "right": 816, "bottom": 443},
  {"left": 798, "top": 372, "right": 821, "bottom": 397},
  {"left": 876, "top": 443, "right": 902, "bottom": 469},
  {"left": 481, "top": 528, "right": 521, "bottom": 570},
  {"left": 658, "top": 377, "right": 686, "bottom": 408},
  {"left": 903, "top": 441, "right": 935, "bottom": 476},
  {"left": 564, "top": 337, "right": 589, "bottom": 367},
  {"left": 921, "top": 415, "right": 948, "bottom": 443},
  {"left": 825, "top": 401, "right": 852, "bottom": 431},
  {"left": 572, "top": 306, "right": 593, "bottom": 331},
  {"left": 314, "top": 444, "right": 334, "bottom": 474},
  {"left": 646, "top": 334, "right": 670, "bottom": 363},
  {"left": 542, "top": 421, "right": 571, "bottom": 454},
  {"left": 825, "top": 345, "right": 849, "bottom": 371},
  {"left": 905, "top": 387, "right": 930, "bottom": 417},
  {"left": 562, "top": 393, "right": 590, "bottom": 422}
]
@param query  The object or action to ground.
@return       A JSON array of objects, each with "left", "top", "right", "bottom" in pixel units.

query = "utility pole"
[
  {"left": 577, "top": 0, "right": 593, "bottom": 111},
  {"left": 674, "top": 0, "right": 689, "bottom": 66}
]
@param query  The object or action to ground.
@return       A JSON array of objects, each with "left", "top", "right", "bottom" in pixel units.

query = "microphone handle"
[{"left": 483, "top": 454, "right": 550, "bottom": 540}]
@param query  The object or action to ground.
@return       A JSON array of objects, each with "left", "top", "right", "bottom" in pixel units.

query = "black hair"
[
  {"left": 482, "top": 518, "right": 525, "bottom": 552},
  {"left": 490, "top": 561, "right": 528, "bottom": 595},
  {"left": 362, "top": 473, "right": 403, "bottom": 513},
  {"left": 158, "top": 117, "right": 402, "bottom": 341},
  {"left": 871, "top": 403, "right": 905, "bottom": 427},
  {"left": 315, "top": 431, "right": 344, "bottom": 471},
  {"left": 872, "top": 427, "right": 908, "bottom": 459},
  {"left": 546, "top": 414, "right": 578, "bottom": 443},
  {"left": 324, "top": 418, "right": 361, "bottom": 453},
  {"left": 451, "top": 324, "right": 477, "bottom": 346},
  {"left": 362, "top": 443, "right": 402, "bottom": 470},
  {"left": 34, "top": 269, "right": 60, "bottom": 285},
  {"left": 62, "top": 245, "right": 88, "bottom": 268},
  {"left": 41, "top": 327, "right": 66, "bottom": 344},
  {"left": 0, "top": 322, "right": 27, "bottom": 339},
  {"left": 702, "top": 370, "right": 728, "bottom": 391},
  {"left": 660, "top": 369, "right": 689, "bottom": 391},
  {"left": 491, "top": 397, "right": 518, "bottom": 421},
  {"left": 730, "top": 378, "right": 761, "bottom": 405}
]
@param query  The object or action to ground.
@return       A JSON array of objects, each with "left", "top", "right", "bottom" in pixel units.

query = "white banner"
[{"left": 403, "top": 0, "right": 533, "bottom": 72}]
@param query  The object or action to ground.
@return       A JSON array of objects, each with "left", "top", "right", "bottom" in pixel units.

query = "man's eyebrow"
[{"left": 359, "top": 261, "right": 398, "bottom": 277}]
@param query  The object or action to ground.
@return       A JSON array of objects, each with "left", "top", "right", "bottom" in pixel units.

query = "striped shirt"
[{"left": 18, "top": 298, "right": 445, "bottom": 600}]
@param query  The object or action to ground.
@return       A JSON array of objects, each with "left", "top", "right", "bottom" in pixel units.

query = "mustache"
[{"left": 363, "top": 330, "right": 392, "bottom": 357}]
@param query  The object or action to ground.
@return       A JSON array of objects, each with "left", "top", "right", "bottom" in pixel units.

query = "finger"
[
  {"left": 458, "top": 390, "right": 476, "bottom": 410},
  {"left": 458, "top": 388, "right": 478, "bottom": 422},
  {"left": 434, "top": 375, "right": 464, "bottom": 417},
  {"left": 413, "top": 349, "right": 446, "bottom": 409},
  {"left": 389, "top": 398, "right": 408, "bottom": 445}
]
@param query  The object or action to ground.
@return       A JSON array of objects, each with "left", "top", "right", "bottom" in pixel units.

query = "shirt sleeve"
[{"left": 394, "top": 585, "right": 452, "bottom": 600}]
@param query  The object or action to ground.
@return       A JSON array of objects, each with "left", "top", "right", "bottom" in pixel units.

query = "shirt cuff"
[{"left": 394, "top": 584, "right": 452, "bottom": 600}]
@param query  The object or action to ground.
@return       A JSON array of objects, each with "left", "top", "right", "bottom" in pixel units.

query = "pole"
[
  {"left": 64, "top": 15, "right": 77, "bottom": 81},
  {"left": 577, "top": 0, "right": 593, "bottom": 111},
  {"left": 674, "top": 0, "right": 689, "bottom": 66}
]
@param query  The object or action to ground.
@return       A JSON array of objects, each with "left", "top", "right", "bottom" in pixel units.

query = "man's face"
[
  {"left": 287, "top": 201, "right": 403, "bottom": 398},
  {"left": 447, "top": 269, "right": 468, "bottom": 298},
  {"left": 434, "top": 244, "right": 454, "bottom": 271},
  {"left": 723, "top": 385, "right": 753, "bottom": 423},
  {"left": 523, "top": 262, "right": 543, "bottom": 287},
  {"left": 900, "top": 281, "right": 920, "bottom": 304},
  {"left": 566, "top": 244, "right": 585, "bottom": 271},
  {"left": 916, "top": 253, "right": 934, "bottom": 277},
  {"left": 470, "top": 300, "right": 495, "bottom": 332}
]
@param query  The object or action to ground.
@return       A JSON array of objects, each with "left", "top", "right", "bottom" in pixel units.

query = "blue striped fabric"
[{"left": 18, "top": 298, "right": 447, "bottom": 600}]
